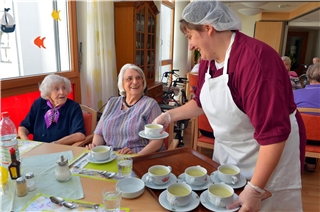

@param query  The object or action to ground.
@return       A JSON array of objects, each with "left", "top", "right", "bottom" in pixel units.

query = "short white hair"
[
  {"left": 39, "top": 74, "right": 71, "bottom": 99},
  {"left": 117, "top": 64, "right": 146, "bottom": 97},
  {"left": 281, "top": 56, "right": 291, "bottom": 64}
]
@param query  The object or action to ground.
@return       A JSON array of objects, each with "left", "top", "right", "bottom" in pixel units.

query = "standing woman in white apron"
[{"left": 153, "top": 1, "right": 306, "bottom": 211}]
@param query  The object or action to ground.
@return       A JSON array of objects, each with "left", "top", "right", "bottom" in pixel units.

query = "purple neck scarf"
[{"left": 44, "top": 100, "right": 64, "bottom": 128}]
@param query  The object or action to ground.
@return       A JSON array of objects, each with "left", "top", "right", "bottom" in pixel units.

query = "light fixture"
[
  {"left": 241, "top": 2, "right": 268, "bottom": 8},
  {"left": 238, "top": 8, "right": 263, "bottom": 16}
]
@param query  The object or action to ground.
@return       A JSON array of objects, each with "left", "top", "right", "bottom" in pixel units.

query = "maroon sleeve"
[{"left": 228, "top": 33, "right": 296, "bottom": 145}]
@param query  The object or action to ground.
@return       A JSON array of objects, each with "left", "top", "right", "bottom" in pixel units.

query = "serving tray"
[{"left": 132, "top": 147, "right": 235, "bottom": 212}]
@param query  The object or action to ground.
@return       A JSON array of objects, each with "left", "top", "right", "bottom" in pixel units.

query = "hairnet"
[{"left": 182, "top": 0, "right": 242, "bottom": 31}]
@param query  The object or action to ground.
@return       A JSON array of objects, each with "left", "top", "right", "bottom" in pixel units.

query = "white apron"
[{"left": 199, "top": 33, "right": 302, "bottom": 211}]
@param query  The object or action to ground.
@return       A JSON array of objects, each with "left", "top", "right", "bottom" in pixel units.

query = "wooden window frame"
[
  {"left": 1, "top": 1, "right": 81, "bottom": 103},
  {"left": 160, "top": 0, "right": 174, "bottom": 70}
]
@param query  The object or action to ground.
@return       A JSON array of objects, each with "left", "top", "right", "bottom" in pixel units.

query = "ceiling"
[{"left": 221, "top": 1, "right": 320, "bottom": 29}]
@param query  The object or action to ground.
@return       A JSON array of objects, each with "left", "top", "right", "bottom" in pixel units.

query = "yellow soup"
[
  {"left": 220, "top": 168, "right": 238, "bottom": 175},
  {"left": 169, "top": 186, "right": 190, "bottom": 196},
  {"left": 93, "top": 149, "right": 108, "bottom": 153},
  {"left": 186, "top": 169, "right": 205, "bottom": 176},
  {"left": 146, "top": 125, "right": 162, "bottom": 129},
  {"left": 150, "top": 168, "right": 168, "bottom": 175},
  {"left": 209, "top": 187, "right": 232, "bottom": 197}
]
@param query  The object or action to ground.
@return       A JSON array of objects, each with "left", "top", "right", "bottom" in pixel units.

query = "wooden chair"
[
  {"left": 163, "top": 122, "right": 179, "bottom": 150},
  {"left": 297, "top": 107, "right": 320, "bottom": 169},
  {"left": 72, "top": 105, "right": 98, "bottom": 147},
  {"left": 298, "top": 107, "right": 320, "bottom": 114},
  {"left": 193, "top": 114, "right": 215, "bottom": 153}
]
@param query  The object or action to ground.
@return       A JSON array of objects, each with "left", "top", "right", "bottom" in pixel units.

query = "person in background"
[
  {"left": 87, "top": 63, "right": 166, "bottom": 155},
  {"left": 18, "top": 74, "right": 86, "bottom": 145},
  {"left": 191, "top": 62, "right": 200, "bottom": 73},
  {"left": 294, "top": 62, "right": 320, "bottom": 171},
  {"left": 281, "top": 56, "right": 302, "bottom": 90},
  {"left": 312, "top": 57, "right": 319, "bottom": 65},
  {"left": 191, "top": 56, "right": 201, "bottom": 73},
  {"left": 153, "top": 1, "right": 305, "bottom": 211}
]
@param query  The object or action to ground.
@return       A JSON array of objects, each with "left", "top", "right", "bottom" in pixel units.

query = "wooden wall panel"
[{"left": 254, "top": 21, "right": 285, "bottom": 54}]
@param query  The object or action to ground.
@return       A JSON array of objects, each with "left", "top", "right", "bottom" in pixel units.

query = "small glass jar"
[
  {"left": 25, "top": 172, "right": 36, "bottom": 192},
  {"left": 16, "top": 177, "right": 28, "bottom": 197}
]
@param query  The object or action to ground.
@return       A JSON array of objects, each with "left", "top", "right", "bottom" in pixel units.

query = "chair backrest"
[
  {"left": 298, "top": 107, "right": 320, "bottom": 114},
  {"left": 198, "top": 114, "right": 213, "bottom": 133},
  {"left": 193, "top": 114, "right": 214, "bottom": 152},
  {"left": 80, "top": 105, "right": 98, "bottom": 136},
  {"left": 186, "top": 72, "right": 199, "bottom": 100},
  {"left": 189, "top": 73, "right": 198, "bottom": 88},
  {"left": 300, "top": 113, "right": 320, "bottom": 141}
]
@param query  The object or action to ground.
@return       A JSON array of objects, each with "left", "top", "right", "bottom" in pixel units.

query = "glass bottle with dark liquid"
[{"left": 8, "top": 147, "right": 21, "bottom": 180}]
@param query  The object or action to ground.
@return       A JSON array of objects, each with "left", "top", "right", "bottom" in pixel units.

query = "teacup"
[
  {"left": 167, "top": 183, "right": 192, "bottom": 207},
  {"left": 184, "top": 165, "right": 207, "bottom": 186},
  {"left": 207, "top": 183, "right": 234, "bottom": 208},
  {"left": 91, "top": 146, "right": 112, "bottom": 161},
  {"left": 218, "top": 164, "right": 240, "bottom": 185},
  {"left": 144, "top": 124, "right": 164, "bottom": 138},
  {"left": 145, "top": 165, "right": 171, "bottom": 185}
]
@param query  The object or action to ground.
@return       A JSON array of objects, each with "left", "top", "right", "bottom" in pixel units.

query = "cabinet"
[{"left": 114, "top": 1, "right": 162, "bottom": 102}]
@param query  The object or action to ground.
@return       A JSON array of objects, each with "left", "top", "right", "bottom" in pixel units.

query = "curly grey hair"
[
  {"left": 307, "top": 62, "right": 320, "bottom": 83},
  {"left": 117, "top": 63, "right": 146, "bottom": 97},
  {"left": 39, "top": 74, "right": 72, "bottom": 99}
]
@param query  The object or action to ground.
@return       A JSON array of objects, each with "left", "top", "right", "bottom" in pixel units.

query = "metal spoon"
[
  {"left": 62, "top": 201, "right": 100, "bottom": 210},
  {"left": 50, "top": 196, "right": 99, "bottom": 210},
  {"left": 50, "top": 196, "right": 65, "bottom": 205}
]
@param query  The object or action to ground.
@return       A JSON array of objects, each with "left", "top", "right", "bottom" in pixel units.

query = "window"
[
  {"left": 0, "top": 0, "right": 70, "bottom": 79},
  {"left": 1, "top": 1, "right": 81, "bottom": 102},
  {"left": 159, "top": 1, "right": 174, "bottom": 83}
]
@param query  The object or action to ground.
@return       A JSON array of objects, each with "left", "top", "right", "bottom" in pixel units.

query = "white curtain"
[{"left": 81, "top": 1, "right": 118, "bottom": 112}]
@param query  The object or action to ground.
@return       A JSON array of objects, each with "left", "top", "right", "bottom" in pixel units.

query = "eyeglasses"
[{"left": 124, "top": 76, "right": 143, "bottom": 82}]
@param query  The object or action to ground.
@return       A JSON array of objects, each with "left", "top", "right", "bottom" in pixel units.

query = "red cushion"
[
  {"left": 301, "top": 113, "right": 320, "bottom": 141},
  {"left": 198, "top": 135, "right": 214, "bottom": 144},
  {"left": 189, "top": 73, "right": 198, "bottom": 87},
  {"left": 82, "top": 112, "right": 92, "bottom": 136},
  {"left": 198, "top": 114, "right": 213, "bottom": 133},
  {"left": 305, "top": 145, "right": 320, "bottom": 153}
]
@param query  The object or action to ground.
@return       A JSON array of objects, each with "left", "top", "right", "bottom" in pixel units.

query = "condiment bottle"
[
  {"left": 16, "top": 177, "right": 28, "bottom": 197},
  {"left": 8, "top": 147, "right": 21, "bottom": 180},
  {"left": 25, "top": 172, "right": 36, "bottom": 191},
  {"left": 0, "top": 112, "right": 20, "bottom": 164},
  {"left": 55, "top": 155, "right": 72, "bottom": 182}
]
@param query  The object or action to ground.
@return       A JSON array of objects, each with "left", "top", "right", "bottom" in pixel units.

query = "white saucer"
[
  {"left": 177, "top": 173, "right": 213, "bottom": 191},
  {"left": 200, "top": 190, "right": 240, "bottom": 212},
  {"left": 159, "top": 190, "right": 200, "bottom": 212},
  {"left": 138, "top": 130, "right": 169, "bottom": 140},
  {"left": 86, "top": 152, "right": 117, "bottom": 164},
  {"left": 210, "top": 171, "right": 247, "bottom": 189},
  {"left": 142, "top": 173, "right": 177, "bottom": 190}
]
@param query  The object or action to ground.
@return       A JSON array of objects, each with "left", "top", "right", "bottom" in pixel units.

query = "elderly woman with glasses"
[
  {"left": 18, "top": 74, "right": 86, "bottom": 144},
  {"left": 87, "top": 63, "right": 166, "bottom": 155}
]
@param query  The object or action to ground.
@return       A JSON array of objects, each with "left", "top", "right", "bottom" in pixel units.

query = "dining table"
[
  {"left": 3, "top": 141, "right": 166, "bottom": 211},
  {"left": 2, "top": 140, "right": 260, "bottom": 212}
]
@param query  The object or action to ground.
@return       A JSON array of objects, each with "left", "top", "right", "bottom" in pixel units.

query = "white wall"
[{"left": 236, "top": 12, "right": 259, "bottom": 37}]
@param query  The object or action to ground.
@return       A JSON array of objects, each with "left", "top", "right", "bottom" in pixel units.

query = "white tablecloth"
[{"left": 1, "top": 150, "right": 84, "bottom": 211}]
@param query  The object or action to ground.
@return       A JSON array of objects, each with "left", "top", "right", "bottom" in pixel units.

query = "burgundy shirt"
[{"left": 193, "top": 31, "right": 306, "bottom": 152}]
